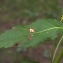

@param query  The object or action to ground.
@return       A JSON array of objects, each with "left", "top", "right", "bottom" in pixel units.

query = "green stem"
[
  {"left": 51, "top": 42, "right": 54, "bottom": 63},
  {"left": 54, "top": 48, "right": 63, "bottom": 63},
  {"left": 52, "top": 36, "right": 63, "bottom": 63}
]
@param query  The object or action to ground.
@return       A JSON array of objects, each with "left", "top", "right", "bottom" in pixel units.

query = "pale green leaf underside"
[{"left": 0, "top": 19, "right": 63, "bottom": 48}]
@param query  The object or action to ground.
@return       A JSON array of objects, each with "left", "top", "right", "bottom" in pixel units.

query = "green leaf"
[{"left": 0, "top": 19, "right": 63, "bottom": 48}]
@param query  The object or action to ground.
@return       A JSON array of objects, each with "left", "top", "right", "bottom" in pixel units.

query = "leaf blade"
[{"left": 0, "top": 19, "right": 63, "bottom": 48}]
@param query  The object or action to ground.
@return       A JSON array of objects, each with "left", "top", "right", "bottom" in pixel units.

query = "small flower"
[
  {"left": 29, "top": 28, "right": 35, "bottom": 33},
  {"left": 60, "top": 15, "right": 63, "bottom": 22}
]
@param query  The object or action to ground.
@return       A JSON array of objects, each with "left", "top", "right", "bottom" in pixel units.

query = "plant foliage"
[{"left": 0, "top": 19, "right": 63, "bottom": 48}]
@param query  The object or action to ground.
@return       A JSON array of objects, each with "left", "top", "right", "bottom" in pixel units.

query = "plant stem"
[
  {"left": 54, "top": 48, "right": 63, "bottom": 63},
  {"left": 51, "top": 42, "right": 54, "bottom": 63},
  {"left": 52, "top": 36, "right": 63, "bottom": 63}
]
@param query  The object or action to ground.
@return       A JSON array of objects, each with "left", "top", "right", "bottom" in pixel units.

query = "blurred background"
[{"left": 0, "top": 0, "right": 63, "bottom": 63}]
